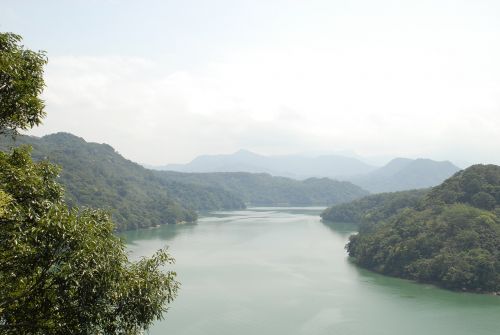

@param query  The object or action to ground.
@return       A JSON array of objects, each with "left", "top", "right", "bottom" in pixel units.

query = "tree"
[
  {"left": 0, "top": 33, "right": 179, "bottom": 334},
  {"left": 471, "top": 191, "right": 496, "bottom": 210},
  {"left": 0, "top": 33, "right": 47, "bottom": 135}
]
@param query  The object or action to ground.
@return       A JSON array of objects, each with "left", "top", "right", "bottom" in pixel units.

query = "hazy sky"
[{"left": 1, "top": 0, "right": 500, "bottom": 166}]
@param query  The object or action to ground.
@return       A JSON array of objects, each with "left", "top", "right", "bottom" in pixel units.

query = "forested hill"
[
  {"left": 321, "top": 189, "right": 429, "bottom": 223},
  {"left": 0, "top": 132, "right": 368, "bottom": 229},
  {"left": 422, "top": 164, "right": 500, "bottom": 210},
  {"left": 156, "top": 171, "right": 369, "bottom": 206},
  {"left": 0, "top": 133, "right": 245, "bottom": 230},
  {"left": 339, "top": 164, "right": 500, "bottom": 293}
]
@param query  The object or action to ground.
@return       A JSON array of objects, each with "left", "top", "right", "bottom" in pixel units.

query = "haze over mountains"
[
  {"left": 156, "top": 149, "right": 376, "bottom": 179},
  {"left": 349, "top": 158, "right": 461, "bottom": 193},
  {"left": 154, "top": 150, "right": 461, "bottom": 193}
]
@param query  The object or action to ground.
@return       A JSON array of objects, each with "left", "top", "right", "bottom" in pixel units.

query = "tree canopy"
[
  {"left": 0, "top": 147, "right": 179, "bottom": 334},
  {"left": 0, "top": 32, "right": 179, "bottom": 333},
  {"left": 0, "top": 33, "right": 47, "bottom": 135}
]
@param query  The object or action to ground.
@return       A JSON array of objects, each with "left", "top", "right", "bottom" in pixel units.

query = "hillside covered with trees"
[
  {"left": 341, "top": 165, "right": 500, "bottom": 293},
  {"left": 157, "top": 171, "right": 368, "bottom": 206},
  {"left": 321, "top": 189, "right": 429, "bottom": 223},
  {"left": 1, "top": 133, "right": 368, "bottom": 230},
  {"left": 0, "top": 133, "right": 244, "bottom": 230}
]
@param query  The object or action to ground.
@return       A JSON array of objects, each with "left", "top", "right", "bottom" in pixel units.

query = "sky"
[{"left": 1, "top": 0, "right": 500, "bottom": 167}]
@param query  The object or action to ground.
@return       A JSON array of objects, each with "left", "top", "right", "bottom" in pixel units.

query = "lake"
[{"left": 123, "top": 207, "right": 500, "bottom": 335}]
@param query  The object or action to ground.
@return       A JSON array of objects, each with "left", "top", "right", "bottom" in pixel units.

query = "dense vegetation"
[
  {"left": 2, "top": 133, "right": 368, "bottom": 230},
  {"left": 158, "top": 171, "right": 369, "bottom": 206},
  {"left": 422, "top": 164, "right": 500, "bottom": 210},
  {"left": 0, "top": 133, "right": 245, "bottom": 230},
  {"left": 343, "top": 165, "right": 500, "bottom": 293},
  {"left": 321, "top": 189, "right": 429, "bottom": 223},
  {"left": 0, "top": 147, "right": 179, "bottom": 334},
  {"left": 0, "top": 32, "right": 178, "bottom": 334}
]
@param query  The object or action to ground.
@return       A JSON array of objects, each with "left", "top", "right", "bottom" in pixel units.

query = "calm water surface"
[{"left": 123, "top": 207, "right": 500, "bottom": 335}]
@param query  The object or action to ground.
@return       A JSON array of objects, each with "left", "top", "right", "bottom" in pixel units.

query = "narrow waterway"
[{"left": 124, "top": 207, "right": 500, "bottom": 335}]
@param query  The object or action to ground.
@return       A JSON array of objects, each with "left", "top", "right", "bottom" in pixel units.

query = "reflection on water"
[
  {"left": 123, "top": 208, "right": 500, "bottom": 335},
  {"left": 321, "top": 220, "right": 358, "bottom": 237}
]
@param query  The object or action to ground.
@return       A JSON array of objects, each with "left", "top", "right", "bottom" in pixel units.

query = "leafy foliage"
[
  {"left": 0, "top": 33, "right": 47, "bottom": 135},
  {"left": 0, "top": 147, "right": 179, "bottom": 334},
  {"left": 0, "top": 32, "right": 178, "bottom": 333},
  {"left": 344, "top": 165, "right": 500, "bottom": 292}
]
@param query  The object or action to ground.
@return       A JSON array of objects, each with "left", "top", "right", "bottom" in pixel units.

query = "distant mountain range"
[
  {"left": 154, "top": 150, "right": 461, "bottom": 193},
  {"left": 155, "top": 149, "right": 376, "bottom": 179},
  {"left": 348, "top": 158, "right": 460, "bottom": 193}
]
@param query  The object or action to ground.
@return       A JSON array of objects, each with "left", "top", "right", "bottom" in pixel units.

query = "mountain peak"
[
  {"left": 160, "top": 149, "right": 374, "bottom": 178},
  {"left": 350, "top": 158, "right": 460, "bottom": 193},
  {"left": 233, "top": 149, "right": 259, "bottom": 156}
]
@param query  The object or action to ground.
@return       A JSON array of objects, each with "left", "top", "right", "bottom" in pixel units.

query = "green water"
[{"left": 123, "top": 207, "right": 500, "bottom": 335}]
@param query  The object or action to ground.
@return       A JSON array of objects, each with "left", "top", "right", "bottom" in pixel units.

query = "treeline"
[{"left": 325, "top": 165, "right": 500, "bottom": 293}]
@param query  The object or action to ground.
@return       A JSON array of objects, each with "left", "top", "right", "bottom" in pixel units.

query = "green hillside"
[
  {"left": 157, "top": 171, "right": 369, "bottom": 206},
  {"left": 0, "top": 133, "right": 244, "bottom": 230},
  {"left": 343, "top": 165, "right": 500, "bottom": 293},
  {"left": 0, "top": 132, "right": 367, "bottom": 230},
  {"left": 321, "top": 189, "right": 429, "bottom": 223}
]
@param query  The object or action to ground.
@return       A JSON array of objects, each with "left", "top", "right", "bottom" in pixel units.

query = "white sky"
[{"left": 1, "top": 0, "right": 499, "bottom": 166}]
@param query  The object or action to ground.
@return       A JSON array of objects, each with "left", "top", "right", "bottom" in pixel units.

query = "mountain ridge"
[
  {"left": 153, "top": 150, "right": 461, "bottom": 192},
  {"left": 348, "top": 157, "right": 460, "bottom": 193},
  {"left": 153, "top": 149, "right": 376, "bottom": 179}
]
